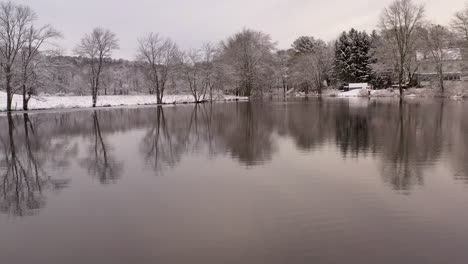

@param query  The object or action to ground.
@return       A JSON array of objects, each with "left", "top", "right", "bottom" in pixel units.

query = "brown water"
[{"left": 1, "top": 98, "right": 468, "bottom": 264}]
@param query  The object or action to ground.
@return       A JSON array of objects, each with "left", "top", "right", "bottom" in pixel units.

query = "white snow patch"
[
  {"left": 337, "top": 88, "right": 369, "bottom": 97},
  {"left": 0, "top": 91, "right": 248, "bottom": 111},
  {"left": 370, "top": 89, "right": 400, "bottom": 97}
]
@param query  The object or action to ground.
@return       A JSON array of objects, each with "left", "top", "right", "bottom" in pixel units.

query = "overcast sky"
[{"left": 15, "top": 0, "right": 468, "bottom": 59}]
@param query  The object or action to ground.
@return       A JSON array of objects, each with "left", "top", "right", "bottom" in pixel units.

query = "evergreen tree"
[{"left": 334, "top": 29, "right": 374, "bottom": 84}]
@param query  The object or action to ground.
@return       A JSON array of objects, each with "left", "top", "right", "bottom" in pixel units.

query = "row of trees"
[
  {"left": 3, "top": 0, "right": 468, "bottom": 111},
  {"left": 336, "top": 0, "right": 468, "bottom": 94}
]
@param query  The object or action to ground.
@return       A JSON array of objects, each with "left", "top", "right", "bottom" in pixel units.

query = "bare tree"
[
  {"left": 74, "top": 28, "right": 119, "bottom": 107},
  {"left": 182, "top": 49, "right": 207, "bottom": 103},
  {"left": 218, "top": 29, "right": 276, "bottom": 97},
  {"left": 452, "top": 4, "right": 468, "bottom": 44},
  {"left": 0, "top": 1, "right": 36, "bottom": 111},
  {"left": 19, "top": 25, "right": 61, "bottom": 110},
  {"left": 275, "top": 50, "right": 291, "bottom": 96},
  {"left": 136, "top": 33, "right": 180, "bottom": 104},
  {"left": 379, "top": 0, "right": 425, "bottom": 95},
  {"left": 290, "top": 38, "right": 332, "bottom": 95},
  {"left": 201, "top": 42, "right": 217, "bottom": 100},
  {"left": 451, "top": 4, "right": 468, "bottom": 70},
  {"left": 181, "top": 43, "right": 218, "bottom": 103},
  {"left": 421, "top": 24, "right": 454, "bottom": 92}
]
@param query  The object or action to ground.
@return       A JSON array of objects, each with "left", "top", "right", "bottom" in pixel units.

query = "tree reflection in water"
[
  {"left": 1, "top": 97, "right": 467, "bottom": 219},
  {"left": 140, "top": 106, "right": 178, "bottom": 174},
  {"left": 0, "top": 114, "right": 71, "bottom": 216},
  {"left": 80, "top": 111, "right": 122, "bottom": 184},
  {"left": 135, "top": 99, "right": 467, "bottom": 193}
]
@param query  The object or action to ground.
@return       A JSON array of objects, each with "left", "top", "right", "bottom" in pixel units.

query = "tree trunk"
[
  {"left": 209, "top": 85, "right": 213, "bottom": 101},
  {"left": 438, "top": 65, "right": 444, "bottom": 93},
  {"left": 22, "top": 66, "right": 28, "bottom": 111},
  {"left": 5, "top": 68, "right": 13, "bottom": 112},
  {"left": 6, "top": 89, "right": 12, "bottom": 111},
  {"left": 156, "top": 89, "right": 162, "bottom": 104},
  {"left": 92, "top": 86, "right": 97, "bottom": 108},
  {"left": 22, "top": 84, "right": 28, "bottom": 111},
  {"left": 399, "top": 56, "right": 405, "bottom": 96}
]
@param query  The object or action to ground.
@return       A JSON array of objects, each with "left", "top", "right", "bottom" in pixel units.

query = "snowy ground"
[
  {"left": 336, "top": 82, "right": 468, "bottom": 98},
  {"left": 336, "top": 87, "right": 468, "bottom": 98},
  {"left": 337, "top": 88, "right": 371, "bottom": 97},
  {"left": 0, "top": 92, "right": 249, "bottom": 111}
]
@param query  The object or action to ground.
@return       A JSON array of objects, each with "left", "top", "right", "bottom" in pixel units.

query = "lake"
[{"left": 1, "top": 98, "right": 468, "bottom": 264}]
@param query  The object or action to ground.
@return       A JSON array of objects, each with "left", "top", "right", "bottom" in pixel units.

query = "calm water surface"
[{"left": 1, "top": 98, "right": 468, "bottom": 264}]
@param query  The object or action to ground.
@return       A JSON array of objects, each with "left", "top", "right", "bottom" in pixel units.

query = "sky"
[{"left": 15, "top": 0, "right": 468, "bottom": 60}]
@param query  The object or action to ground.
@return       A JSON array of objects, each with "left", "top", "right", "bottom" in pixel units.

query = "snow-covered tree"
[
  {"left": 290, "top": 37, "right": 332, "bottom": 94},
  {"left": 181, "top": 49, "right": 208, "bottom": 103},
  {"left": 452, "top": 4, "right": 468, "bottom": 46},
  {"left": 292, "top": 36, "right": 317, "bottom": 53},
  {"left": 451, "top": 3, "right": 468, "bottom": 71},
  {"left": 0, "top": 1, "right": 36, "bottom": 111},
  {"left": 334, "top": 29, "right": 374, "bottom": 84},
  {"left": 136, "top": 33, "right": 181, "bottom": 104},
  {"left": 218, "top": 29, "right": 276, "bottom": 97},
  {"left": 274, "top": 49, "right": 292, "bottom": 95},
  {"left": 74, "top": 28, "right": 119, "bottom": 107},
  {"left": 379, "top": 0, "right": 425, "bottom": 94},
  {"left": 19, "top": 25, "right": 61, "bottom": 110},
  {"left": 421, "top": 24, "right": 455, "bottom": 92}
]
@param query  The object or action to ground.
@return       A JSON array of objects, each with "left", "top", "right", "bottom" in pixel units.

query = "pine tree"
[{"left": 334, "top": 29, "right": 374, "bottom": 84}]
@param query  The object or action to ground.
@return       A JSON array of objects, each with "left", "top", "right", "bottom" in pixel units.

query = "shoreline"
[{"left": 0, "top": 93, "right": 249, "bottom": 113}]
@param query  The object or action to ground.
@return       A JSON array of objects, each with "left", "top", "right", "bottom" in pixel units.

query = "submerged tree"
[{"left": 74, "top": 28, "right": 119, "bottom": 107}]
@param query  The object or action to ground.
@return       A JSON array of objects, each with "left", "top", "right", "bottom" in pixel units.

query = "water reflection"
[
  {"left": 217, "top": 103, "right": 276, "bottom": 165},
  {"left": 0, "top": 114, "right": 71, "bottom": 216},
  {"left": 0, "top": 98, "right": 468, "bottom": 216},
  {"left": 80, "top": 111, "right": 122, "bottom": 184},
  {"left": 140, "top": 106, "right": 179, "bottom": 173}
]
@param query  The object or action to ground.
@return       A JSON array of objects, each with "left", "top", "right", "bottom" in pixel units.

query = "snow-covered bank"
[
  {"left": 336, "top": 88, "right": 402, "bottom": 97},
  {"left": 337, "top": 88, "right": 370, "bottom": 97},
  {"left": 336, "top": 87, "right": 468, "bottom": 98},
  {"left": 0, "top": 92, "right": 249, "bottom": 111}
]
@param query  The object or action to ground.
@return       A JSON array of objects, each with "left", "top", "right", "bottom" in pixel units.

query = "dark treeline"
[{"left": 2, "top": 0, "right": 468, "bottom": 111}]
